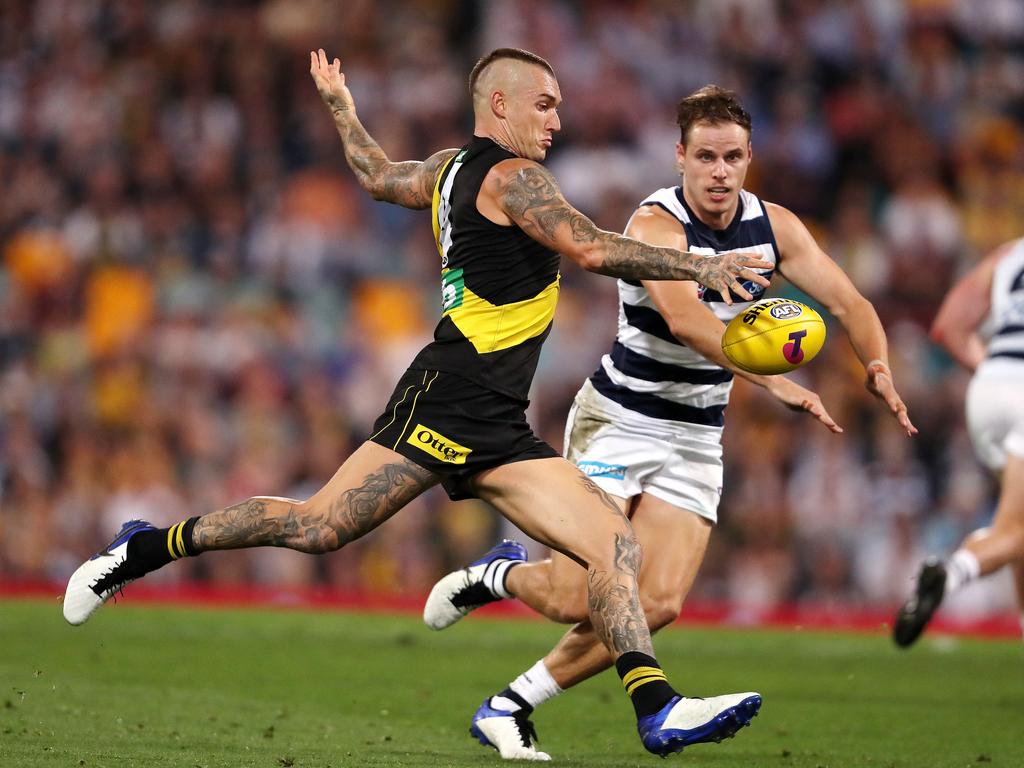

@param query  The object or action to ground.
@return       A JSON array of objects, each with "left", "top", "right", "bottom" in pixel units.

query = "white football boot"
[
  {"left": 470, "top": 697, "right": 551, "bottom": 761},
  {"left": 63, "top": 520, "right": 155, "bottom": 625},
  {"left": 423, "top": 539, "right": 527, "bottom": 630}
]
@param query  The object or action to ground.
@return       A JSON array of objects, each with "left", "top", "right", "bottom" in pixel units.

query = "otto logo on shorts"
[
  {"left": 407, "top": 424, "right": 472, "bottom": 464},
  {"left": 769, "top": 302, "right": 803, "bottom": 320},
  {"left": 577, "top": 461, "right": 627, "bottom": 480}
]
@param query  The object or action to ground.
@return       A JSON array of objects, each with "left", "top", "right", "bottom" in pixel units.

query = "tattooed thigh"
[
  {"left": 577, "top": 473, "right": 628, "bottom": 519},
  {"left": 327, "top": 458, "right": 439, "bottom": 545}
]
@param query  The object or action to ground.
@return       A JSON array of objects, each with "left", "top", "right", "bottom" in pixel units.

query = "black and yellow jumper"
[
  {"left": 369, "top": 136, "right": 562, "bottom": 498},
  {"left": 408, "top": 136, "right": 561, "bottom": 402}
]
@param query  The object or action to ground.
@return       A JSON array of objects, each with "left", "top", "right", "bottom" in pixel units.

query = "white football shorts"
[
  {"left": 966, "top": 361, "right": 1024, "bottom": 471},
  {"left": 563, "top": 381, "right": 724, "bottom": 522}
]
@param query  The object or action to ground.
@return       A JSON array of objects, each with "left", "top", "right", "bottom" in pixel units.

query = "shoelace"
[
  {"left": 450, "top": 580, "right": 499, "bottom": 609},
  {"left": 511, "top": 710, "right": 540, "bottom": 748},
  {"left": 91, "top": 558, "right": 137, "bottom": 598}
]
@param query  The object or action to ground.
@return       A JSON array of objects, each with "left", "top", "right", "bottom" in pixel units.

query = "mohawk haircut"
[
  {"left": 676, "top": 85, "right": 752, "bottom": 144},
  {"left": 469, "top": 48, "right": 555, "bottom": 99}
]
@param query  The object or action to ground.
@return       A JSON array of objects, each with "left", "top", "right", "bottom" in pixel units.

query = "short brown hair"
[
  {"left": 676, "top": 85, "right": 752, "bottom": 144},
  {"left": 469, "top": 48, "right": 555, "bottom": 98}
]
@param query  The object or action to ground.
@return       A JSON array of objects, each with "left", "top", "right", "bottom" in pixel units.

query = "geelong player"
[
  {"left": 894, "top": 238, "right": 1024, "bottom": 646},
  {"left": 424, "top": 85, "right": 917, "bottom": 760},
  {"left": 62, "top": 50, "right": 774, "bottom": 757}
]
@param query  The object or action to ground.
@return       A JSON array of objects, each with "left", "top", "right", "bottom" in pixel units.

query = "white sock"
[
  {"left": 508, "top": 660, "right": 563, "bottom": 710},
  {"left": 945, "top": 549, "right": 981, "bottom": 593},
  {"left": 488, "top": 695, "right": 522, "bottom": 712},
  {"left": 483, "top": 559, "right": 520, "bottom": 599}
]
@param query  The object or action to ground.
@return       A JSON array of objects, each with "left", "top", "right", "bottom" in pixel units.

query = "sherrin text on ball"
[{"left": 721, "top": 298, "right": 825, "bottom": 375}]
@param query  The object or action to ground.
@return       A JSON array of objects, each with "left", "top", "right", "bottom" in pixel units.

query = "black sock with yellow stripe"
[
  {"left": 125, "top": 517, "right": 202, "bottom": 576},
  {"left": 615, "top": 652, "right": 677, "bottom": 719}
]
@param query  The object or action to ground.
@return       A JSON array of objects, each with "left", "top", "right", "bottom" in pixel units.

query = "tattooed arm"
[
  {"left": 483, "top": 158, "right": 771, "bottom": 303},
  {"left": 309, "top": 49, "right": 456, "bottom": 209}
]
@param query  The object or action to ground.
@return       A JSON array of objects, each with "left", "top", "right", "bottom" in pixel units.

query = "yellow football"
[{"left": 721, "top": 298, "right": 825, "bottom": 375}]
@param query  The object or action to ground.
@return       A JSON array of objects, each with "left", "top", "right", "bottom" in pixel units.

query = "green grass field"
[{"left": 1, "top": 599, "right": 1020, "bottom": 768}]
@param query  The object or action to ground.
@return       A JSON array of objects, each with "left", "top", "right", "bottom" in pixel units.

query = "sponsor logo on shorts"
[
  {"left": 769, "top": 302, "right": 803, "bottom": 320},
  {"left": 576, "top": 461, "right": 626, "bottom": 480},
  {"left": 407, "top": 423, "right": 472, "bottom": 464}
]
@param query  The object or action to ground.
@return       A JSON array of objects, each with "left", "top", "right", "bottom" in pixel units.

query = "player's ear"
[
  {"left": 675, "top": 142, "right": 685, "bottom": 174},
  {"left": 491, "top": 90, "right": 507, "bottom": 119}
]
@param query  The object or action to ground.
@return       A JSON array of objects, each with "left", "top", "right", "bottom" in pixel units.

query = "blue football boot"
[{"left": 638, "top": 692, "right": 762, "bottom": 756}]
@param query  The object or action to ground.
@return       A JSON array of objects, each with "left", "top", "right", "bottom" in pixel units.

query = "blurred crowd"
[{"left": 3, "top": 0, "right": 1024, "bottom": 621}]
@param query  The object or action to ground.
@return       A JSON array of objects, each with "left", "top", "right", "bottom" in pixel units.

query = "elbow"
[
  {"left": 666, "top": 321, "right": 694, "bottom": 346},
  {"left": 830, "top": 294, "right": 870, "bottom": 323},
  {"left": 929, "top": 321, "right": 954, "bottom": 354},
  {"left": 929, "top": 320, "right": 964, "bottom": 358},
  {"left": 574, "top": 242, "right": 606, "bottom": 273},
  {"left": 365, "top": 181, "right": 387, "bottom": 201}
]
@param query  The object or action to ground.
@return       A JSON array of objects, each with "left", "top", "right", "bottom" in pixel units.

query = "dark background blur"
[{"left": 2, "top": 0, "right": 1023, "bottom": 623}]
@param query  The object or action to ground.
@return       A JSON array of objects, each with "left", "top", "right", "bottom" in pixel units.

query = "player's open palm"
[
  {"left": 310, "top": 48, "right": 354, "bottom": 114},
  {"left": 698, "top": 251, "right": 772, "bottom": 305},
  {"left": 768, "top": 377, "right": 842, "bottom": 434}
]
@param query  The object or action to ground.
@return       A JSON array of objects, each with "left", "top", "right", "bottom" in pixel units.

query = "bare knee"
[
  {"left": 286, "top": 499, "right": 345, "bottom": 554},
  {"left": 641, "top": 592, "right": 684, "bottom": 632},
  {"left": 546, "top": 587, "right": 590, "bottom": 624},
  {"left": 581, "top": 521, "right": 642, "bottom": 574}
]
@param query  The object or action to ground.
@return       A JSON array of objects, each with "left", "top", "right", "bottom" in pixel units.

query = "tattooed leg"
[
  {"left": 567, "top": 474, "right": 654, "bottom": 654},
  {"left": 472, "top": 456, "right": 657, "bottom": 658},
  {"left": 192, "top": 447, "right": 438, "bottom": 554}
]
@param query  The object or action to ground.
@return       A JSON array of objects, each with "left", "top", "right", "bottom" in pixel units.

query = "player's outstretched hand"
[
  {"left": 697, "top": 251, "right": 772, "bottom": 305},
  {"left": 865, "top": 362, "right": 917, "bottom": 436},
  {"left": 767, "top": 377, "right": 843, "bottom": 434},
  {"left": 310, "top": 48, "right": 355, "bottom": 115}
]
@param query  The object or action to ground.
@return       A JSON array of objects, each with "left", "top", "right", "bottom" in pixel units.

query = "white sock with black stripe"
[{"left": 483, "top": 558, "right": 519, "bottom": 599}]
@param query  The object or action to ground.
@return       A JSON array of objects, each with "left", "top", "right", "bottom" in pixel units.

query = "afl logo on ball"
[{"left": 769, "top": 302, "right": 803, "bottom": 320}]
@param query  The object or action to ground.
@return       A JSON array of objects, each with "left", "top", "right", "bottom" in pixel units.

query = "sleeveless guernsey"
[
  {"left": 588, "top": 186, "right": 779, "bottom": 427},
  {"left": 409, "top": 136, "right": 561, "bottom": 401}
]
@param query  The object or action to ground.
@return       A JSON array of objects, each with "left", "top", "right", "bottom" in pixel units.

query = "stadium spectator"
[{"left": 0, "top": 0, "right": 1021, "bottom": 629}]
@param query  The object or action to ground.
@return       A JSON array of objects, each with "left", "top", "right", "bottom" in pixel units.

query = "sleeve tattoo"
[
  {"left": 496, "top": 164, "right": 723, "bottom": 285},
  {"left": 332, "top": 109, "right": 456, "bottom": 209}
]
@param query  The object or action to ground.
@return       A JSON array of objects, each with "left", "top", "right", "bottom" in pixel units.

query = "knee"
[
  {"left": 585, "top": 522, "right": 642, "bottom": 574},
  {"left": 641, "top": 592, "right": 684, "bottom": 631},
  {"left": 547, "top": 589, "right": 590, "bottom": 624},
  {"left": 289, "top": 500, "right": 344, "bottom": 554}
]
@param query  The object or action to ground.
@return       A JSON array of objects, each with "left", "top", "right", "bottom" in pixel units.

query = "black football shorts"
[{"left": 368, "top": 367, "right": 559, "bottom": 500}]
